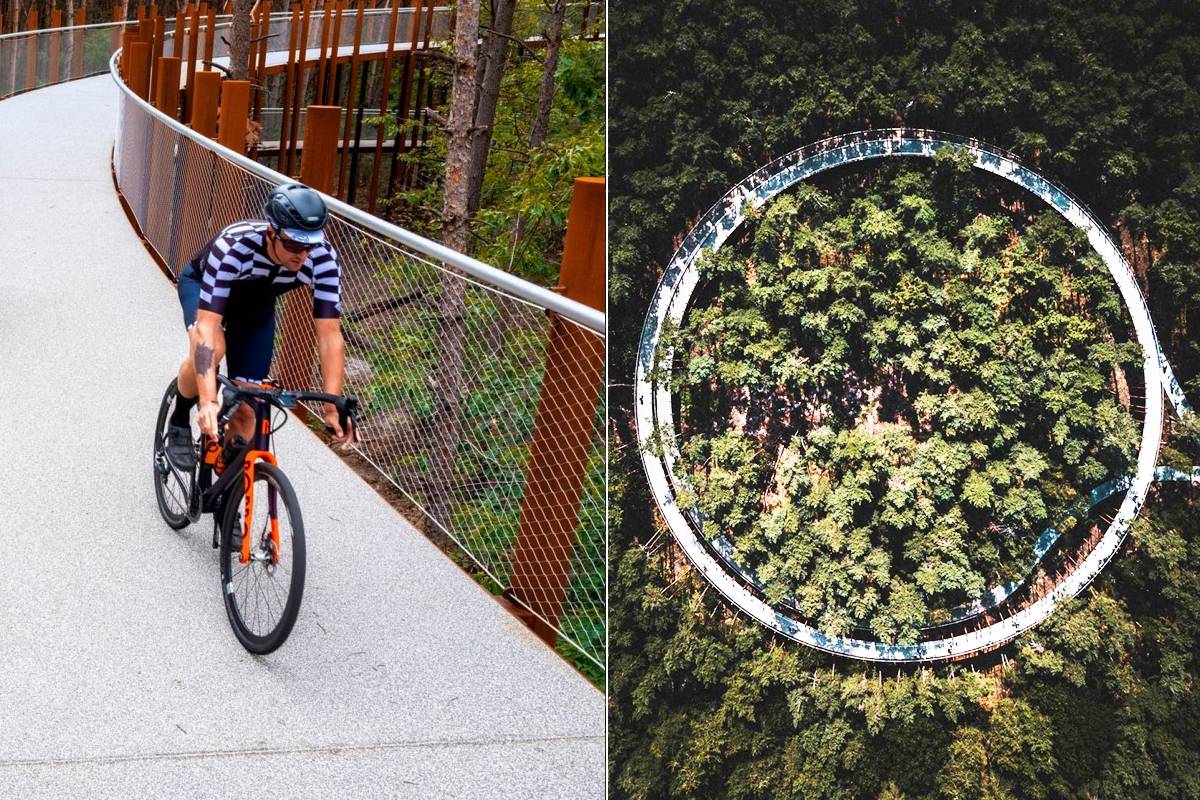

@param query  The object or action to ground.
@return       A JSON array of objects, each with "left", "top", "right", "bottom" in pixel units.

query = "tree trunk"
[
  {"left": 426, "top": 0, "right": 480, "bottom": 548},
  {"left": 529, "top": 0, "right": 565, "bottom": 149},
  {"left": 227, "top": 0, "right": 253, "bottom": 79},
  {"left": 465, "top": 0, "right": 515, "bottom": 215},
  {"left": 63, "top": 0, "right": 76, "bottom": 81}
]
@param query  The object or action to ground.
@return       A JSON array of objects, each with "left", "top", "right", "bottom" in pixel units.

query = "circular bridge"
[{"left": 635, "top": 129, "right": 1194, "bottom": 663}]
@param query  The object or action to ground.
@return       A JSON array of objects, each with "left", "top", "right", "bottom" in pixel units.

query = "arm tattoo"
[{"left": 194, "top": 343, "right": 214, "bottom": 376}]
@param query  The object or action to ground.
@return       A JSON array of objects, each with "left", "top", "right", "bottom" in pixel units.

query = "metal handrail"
[
  {"left": 0, "top": 8, "right": 406, "bottom": 40},
  {"left": 107, "top": 50, "right": 605, "bottom": 335}
]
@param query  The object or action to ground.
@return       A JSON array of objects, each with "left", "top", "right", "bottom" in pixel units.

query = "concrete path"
[{"left": 0, "top": 75, "right": 603, "bottom": 798}]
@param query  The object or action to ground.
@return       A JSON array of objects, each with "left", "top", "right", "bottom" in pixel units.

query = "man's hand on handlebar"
[
  {"left": 324, "top": 403, "right": 354, "bottom": 447},
  {"left": 197, "top": 400, "right": 220, "bottom": 438}
]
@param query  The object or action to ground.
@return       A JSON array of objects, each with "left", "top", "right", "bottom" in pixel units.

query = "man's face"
[{"left": 269, "top": 228, "right": 312, "bottom": 270}]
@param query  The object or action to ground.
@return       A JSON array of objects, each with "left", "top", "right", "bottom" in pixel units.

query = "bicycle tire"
[
  {"left": 153, "top": 378, "right": 192, "bottom": 530},
  {"left": 219, "top": 461, "right": 306, "bottom": 654}
]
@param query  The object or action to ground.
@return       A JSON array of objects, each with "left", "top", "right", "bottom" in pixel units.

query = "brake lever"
[
  {"left": 217, "top": 388, "right": 241, "bottom": 427},
  {"left": 325, "top": 396, "right": 360, "bottom": 443}
]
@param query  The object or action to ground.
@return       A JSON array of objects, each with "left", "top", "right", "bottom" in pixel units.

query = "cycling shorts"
[{"left": 177, "top": 262, "right": 276, "bottom": 383}]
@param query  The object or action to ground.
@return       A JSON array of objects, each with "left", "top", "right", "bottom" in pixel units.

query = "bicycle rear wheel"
[
  {"left": 219, "top": 461, "right": 306, "bottom": 654},
  {"left": 153, "top": 378, "right": 193, "bottom": 529}
]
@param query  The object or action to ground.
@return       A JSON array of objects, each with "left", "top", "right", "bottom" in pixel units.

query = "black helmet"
[{"left": 264, "top": 183, "right": 328, "bottom": 243}]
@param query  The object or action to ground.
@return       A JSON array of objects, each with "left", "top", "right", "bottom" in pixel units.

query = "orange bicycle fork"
[{"left": 240, "top": 408, "right": 280, "bottom": 565}]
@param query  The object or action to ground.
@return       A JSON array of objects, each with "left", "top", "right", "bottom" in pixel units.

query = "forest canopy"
[{"left": 667, "top": 155, "right": 1141, "bottom": 644}]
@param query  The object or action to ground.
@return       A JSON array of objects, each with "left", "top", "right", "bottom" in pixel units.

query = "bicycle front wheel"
[
  {"left": 219, "top": 461, "right": 306, "bottom": 654},
  {"left": 153, "top": 378, "right": 192, "bottom": 529}
]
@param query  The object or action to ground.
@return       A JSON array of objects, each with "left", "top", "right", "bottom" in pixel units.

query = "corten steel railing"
[
  {"left": 110, "top": 45, "right": 607, "bottom": 669},
  {"left": 0, "top": 0, "right": 603, "bottom": 104},
  {"left": 0, "top": 5, "right": 447, "bottom": 101},
  {"left": 0, "top": 19, "right": 128, "bottom": 98}
]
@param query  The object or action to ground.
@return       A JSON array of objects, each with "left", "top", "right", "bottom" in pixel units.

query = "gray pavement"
[{"left": 0, "top": 75, "right": 604, "bottom": 798}]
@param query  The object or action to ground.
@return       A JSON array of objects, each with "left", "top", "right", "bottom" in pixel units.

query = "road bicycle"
[{"left": 152, "top": 374, "right": 358, "bottom": 654}]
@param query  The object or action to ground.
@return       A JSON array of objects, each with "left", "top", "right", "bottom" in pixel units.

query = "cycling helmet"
[{"left": 264, "top": 183, "right": 328, "bottom": 244}]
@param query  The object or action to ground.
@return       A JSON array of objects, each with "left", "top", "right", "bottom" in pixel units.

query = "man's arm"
[
  {"left": 192, "top": 309, "right": 226, "bottom": 437},
  {"left": 315, "top": 316, "right": 352, "bottom": 444}
]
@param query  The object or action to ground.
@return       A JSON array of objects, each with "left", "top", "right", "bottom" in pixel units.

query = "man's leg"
[
  {"left": 222, "top": 296, "right": 277, "bottom": 447},
  {"left": 168, "top": 267, "right": 211, "bottom": 467}
]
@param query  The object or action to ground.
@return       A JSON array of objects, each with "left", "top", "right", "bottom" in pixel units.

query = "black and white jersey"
[{"left": 192, "top": 220, "right": 342, "bottom": 318}]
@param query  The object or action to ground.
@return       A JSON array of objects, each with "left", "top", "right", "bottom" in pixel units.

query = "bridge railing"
[
  {"left": 111, "top": 45, "right": 606, "bottom": 671},
  {"left": 0, "top": 20, "right": 127, "bottom": 98}
]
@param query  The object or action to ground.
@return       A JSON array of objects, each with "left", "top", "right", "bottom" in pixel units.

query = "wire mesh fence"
[{"left": 112, "top": 54, "right": 606, "bottom": 670}]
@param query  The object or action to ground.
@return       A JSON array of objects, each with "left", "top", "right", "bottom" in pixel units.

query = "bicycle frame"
[
  {"left": 178, "top": 375, "right": 355, "bottom": 562},
  {"left": 197, "top": 396, "right": 279, "bottom": 565}
]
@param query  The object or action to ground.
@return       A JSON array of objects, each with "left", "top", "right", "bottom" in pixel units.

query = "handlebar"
[{"left": 215, "top": 374, "right": 359, "bottom": 435}]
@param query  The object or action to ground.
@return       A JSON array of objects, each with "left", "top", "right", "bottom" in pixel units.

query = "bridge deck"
[{"left": 0, "top": 74, "right": 602, "bottom": 798}]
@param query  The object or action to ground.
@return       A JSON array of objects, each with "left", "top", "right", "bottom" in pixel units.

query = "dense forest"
[
  {"left": 610, "top": 2, "right": 1200, "bottom": 797},
  {"left": 668, "top": 158, "right": 1142, "bottom": 644}
]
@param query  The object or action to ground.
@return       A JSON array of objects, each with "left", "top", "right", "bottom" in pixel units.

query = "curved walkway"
[
  {"left": 0, "top": 75, "right": 602, "bottom": 798},
  {"left": 637, "top": 129, "right": 1192, "bottom": 663}
]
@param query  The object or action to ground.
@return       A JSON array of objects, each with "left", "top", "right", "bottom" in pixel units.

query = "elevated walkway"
[{"left": 0, "top": 75, "right": 602, "bottom": 798}]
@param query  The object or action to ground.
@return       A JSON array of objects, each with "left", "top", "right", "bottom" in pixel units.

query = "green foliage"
[
  {"left": 381, "top": 38, "right": 604, "bottom": 286},
  {"left": 363, "top": 23, "right": 605, "bottom": 680},
  {"left": 671, "top": 162, "right": 1138, "bottom": 638}
]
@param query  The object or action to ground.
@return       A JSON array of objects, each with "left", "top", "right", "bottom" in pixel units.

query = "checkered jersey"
[{"left": 194, "top": 220, "right": 341, "bottom": 318}]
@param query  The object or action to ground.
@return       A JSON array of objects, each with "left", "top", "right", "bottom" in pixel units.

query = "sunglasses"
[{"left": 273, "top": 228, "right": 314, "bottom": 253}]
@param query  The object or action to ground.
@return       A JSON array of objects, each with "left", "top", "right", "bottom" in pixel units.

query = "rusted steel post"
[
  {"left": 506, "top": 177, "right": 605, "bottom": 645},
  {"left": 120, "top": 28, "right": 136, "bottom": 76},
  {"left": 314, "top": 0, "right": 332, "bottom": 103},
  {"left": 217, "top": 79, "right": 250, "bottom": 151},
  {"left": 149, "top": 15, "right": 165, "bottom": 102},
  {"left": 172, "top": 3, "right": 188, "bottom": 57},
  {"left": 336, "top": 0, "right": 365, "bottom": 196},
  {"left": 112, "top": 6, "right": 124, "bottom": 53},
  {"left": 24, "top": 10, "right": 37, "bottom": 91},
  {"left": 325, "top": 0, "right": 343, "bottom": 100},
  {"left": 211, "top": 79, "right": 252, "bottom": 232},
  {"left": 346, "top": 60, "right": 369, "bottom": 203},
  {"left": 277, "top": 3, "right": 300, "bottom": 174},
  {"left": 388, "top": 0, "right": 427, "bottom": 194},
  {"left": 253, "top": 1, "right": 269, "bottom": 119},
  {"left": 171, "top": 69, "right": 221, "bottom": 270},
  {"left": 298, "top": 106, "right": 340, "bottom": 210},
  {"left": 47, "top": 10, "right": 62, "bottom": 84},
  {"left": 191, "top": 69, "right": 221, "bottom": 134},
  {"left": 386, "top": 0, "right": 423, "bottom": 196},
  {"left": 184, "top": 4, "right": 200, "bottom": 120},
  {"left": 286, "top": 0, "right": 314, "bottom": 175},
  {"left": 278, "top": 104, "right": 339, "bottom": 390},
  {"left": 71, "top": 8, "right": 85, "bottom": 78},
  {"left": 367, "top": 0, "right": 401, "bottom": 213},
  {"left": 203, "top": 5, "right": 215, "bottom": 66},
  {"left": 154, "top": 55, "right": 182, "bottom": 114},
  {"left": 127, "top": 41, "right": 152, "bottom": 99}
]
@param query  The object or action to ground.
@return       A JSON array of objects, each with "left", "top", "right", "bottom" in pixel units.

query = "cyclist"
[{"left": 165, "top": 182, "right": 354, "bottom": 469}]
